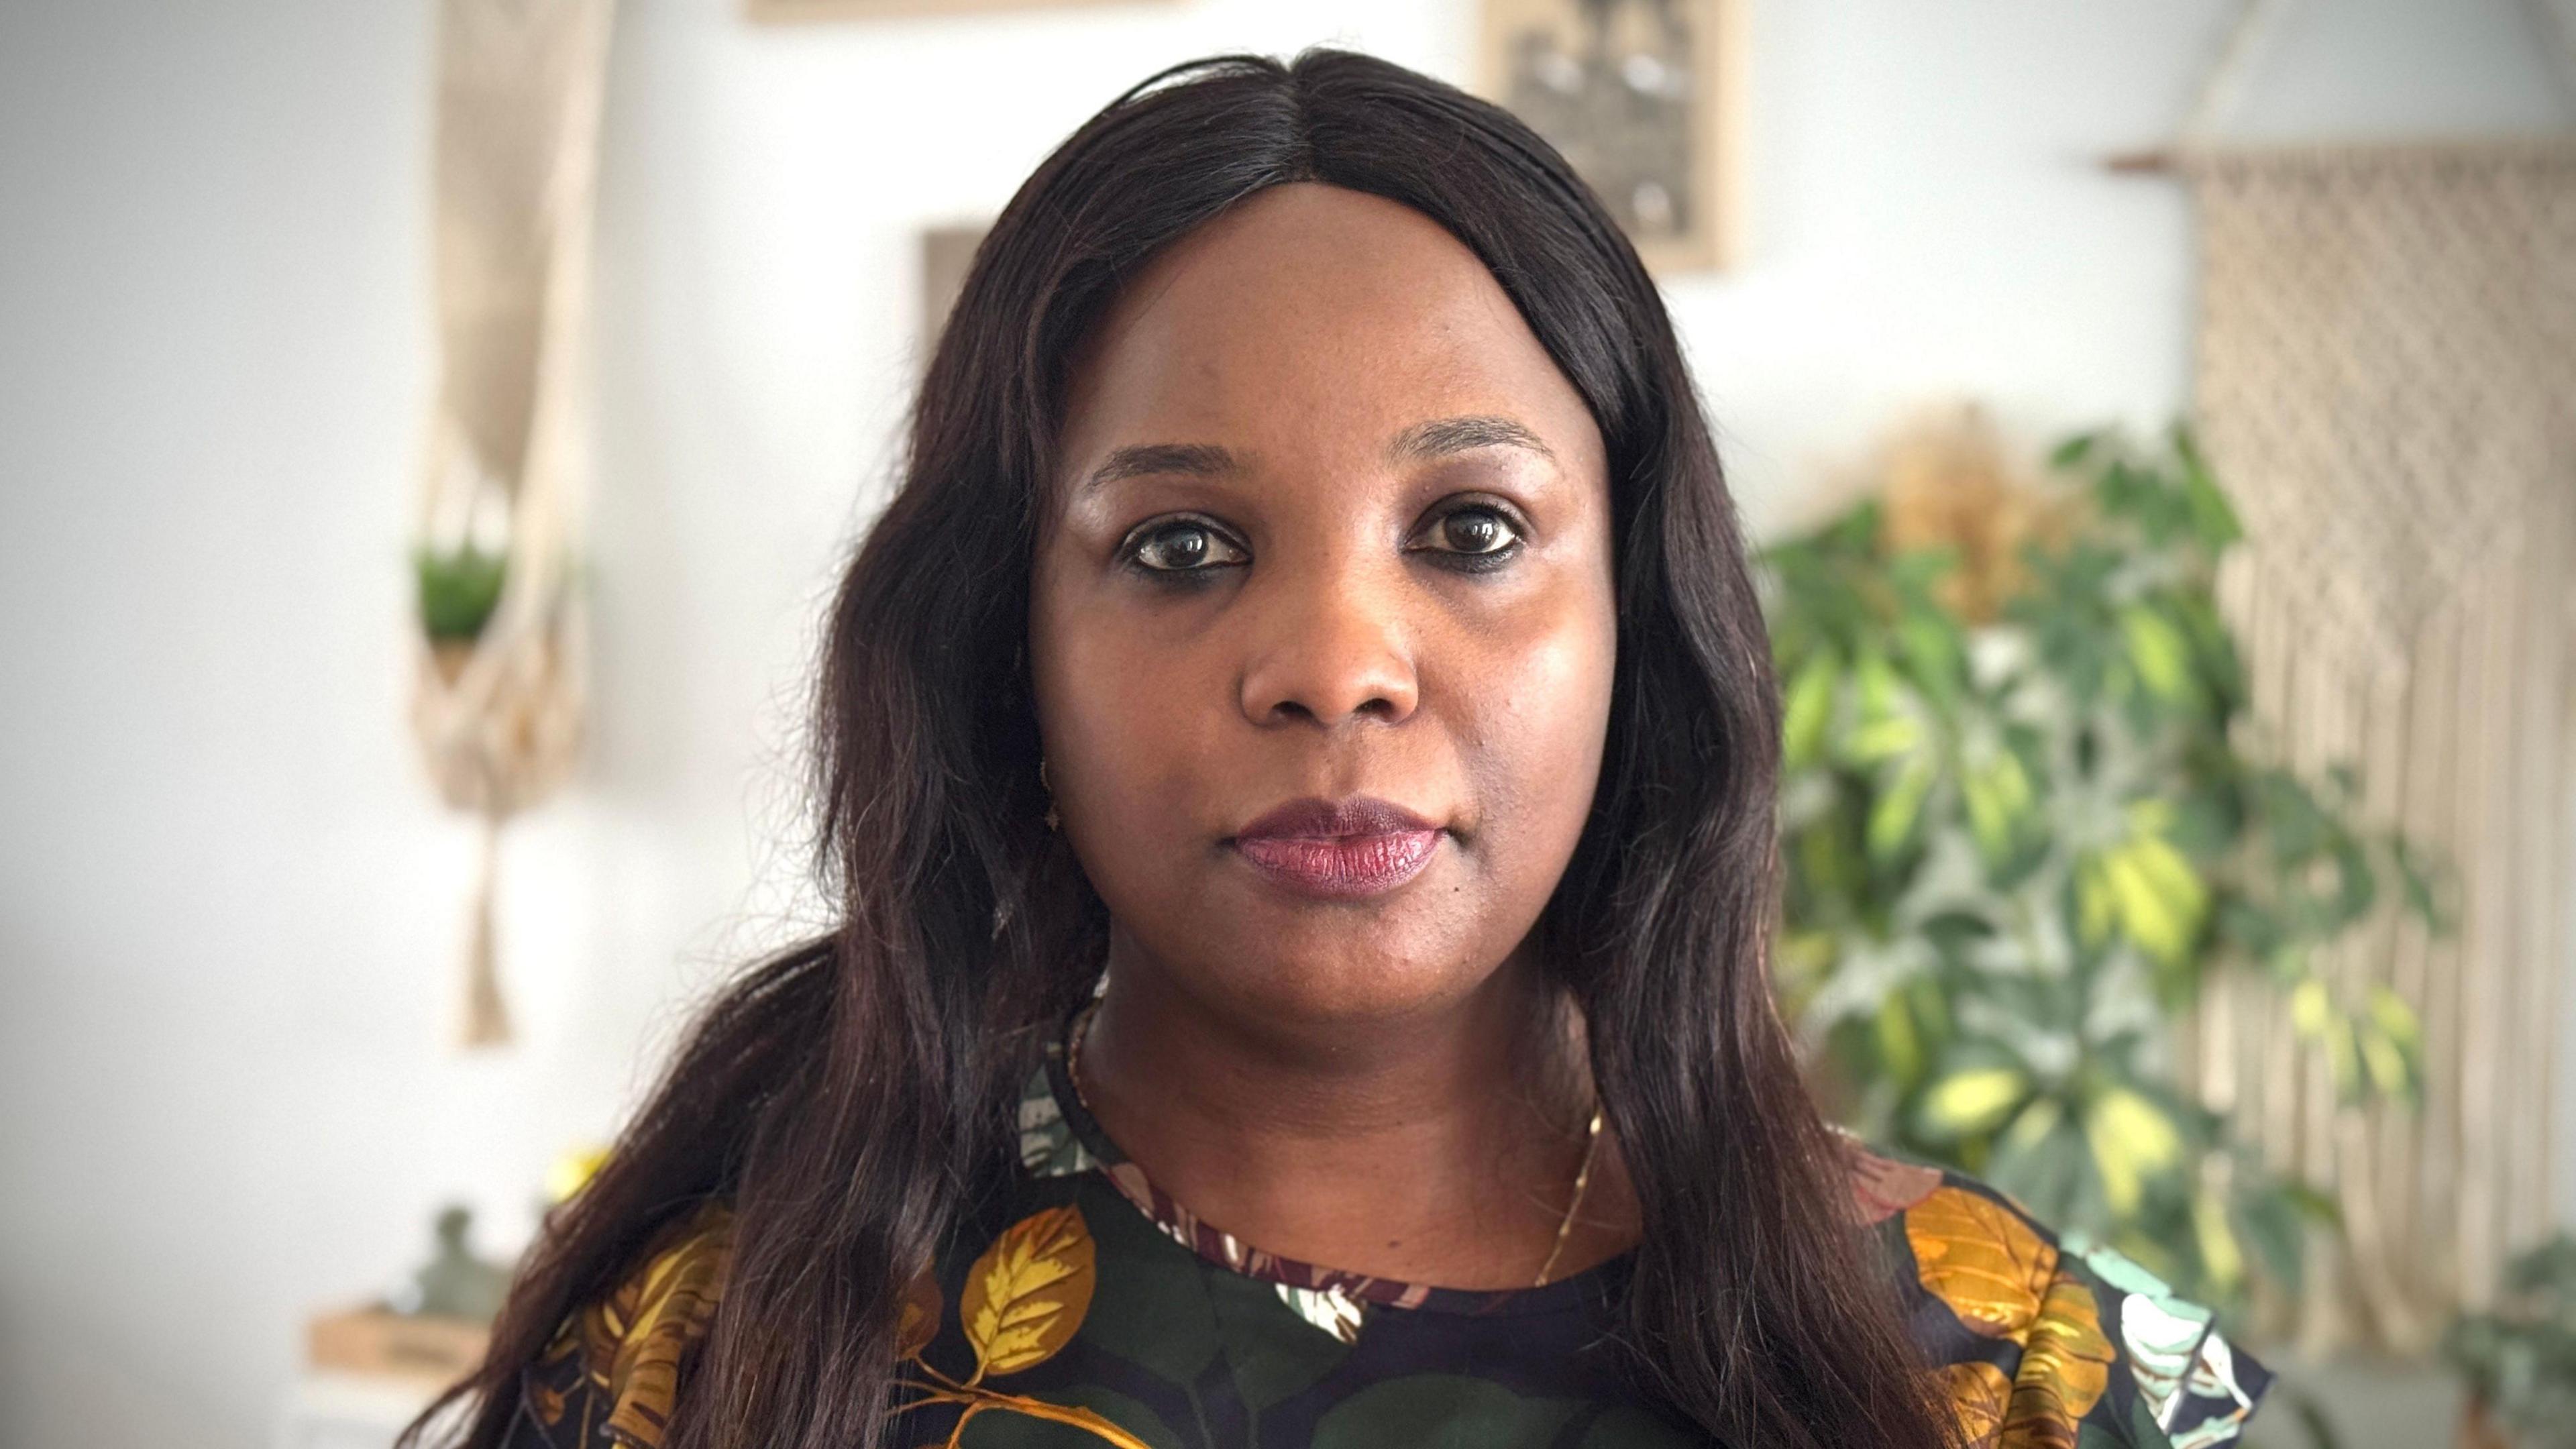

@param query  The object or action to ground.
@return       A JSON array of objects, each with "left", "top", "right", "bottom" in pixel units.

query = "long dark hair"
[{"left": 412, "top": 48, "right": 1953, "bottom": 1449}]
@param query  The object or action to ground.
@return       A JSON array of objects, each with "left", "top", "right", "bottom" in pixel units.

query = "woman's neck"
[{"left": 1071, "top": 932, "right": 1640, "bottom": 1290}]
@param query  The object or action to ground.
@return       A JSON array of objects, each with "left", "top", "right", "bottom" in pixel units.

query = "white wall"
[{"left": 1, "top": 1, "right": 2565, "bottom": 1445}]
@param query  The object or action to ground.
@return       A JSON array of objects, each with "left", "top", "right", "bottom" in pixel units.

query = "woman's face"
[{"left": 1030, "top": 182, "right": 1617, "bottom": 1030}]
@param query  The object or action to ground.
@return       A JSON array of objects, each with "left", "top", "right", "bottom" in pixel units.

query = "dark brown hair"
[{"left": 408, "top": 48, "right": 1953, "bottom": 1449}]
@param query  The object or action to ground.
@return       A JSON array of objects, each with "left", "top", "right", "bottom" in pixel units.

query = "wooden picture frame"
[
  {"left": 747, "top": 0, "right": 1155, "bottom": 21},
  {"left": 919, "top": 221, "right": 990, "bottom": 360},
  {"left": 1479, "top": 0, "right": 1746, "bottom": 274}
]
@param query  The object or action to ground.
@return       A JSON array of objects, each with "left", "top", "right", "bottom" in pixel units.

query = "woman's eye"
[
  {"left": 1124, "top": 519, "right": 1246, "bottom": 574},
  {"left": 1411, "top": 504, "right": 1525, "bottom": 561}
]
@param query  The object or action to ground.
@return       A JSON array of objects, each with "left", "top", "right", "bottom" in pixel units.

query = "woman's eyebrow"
[
  {"left": 1387, "top": 415, "right": 1557, "bottom": 465},
  {"left": 1082, "top": 442, "right": 1242, "bottom": 496}
]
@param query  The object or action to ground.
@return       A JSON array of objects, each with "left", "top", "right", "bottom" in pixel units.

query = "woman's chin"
[{"left": 1185, "top": 937, "right": 1523, "bottom": 1036}]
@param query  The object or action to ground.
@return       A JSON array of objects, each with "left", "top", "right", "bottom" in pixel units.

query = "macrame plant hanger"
[
  {"left": 2112, "top": 0, "right": 2576, "bottom": 1354},
  {"left": 409, "top": 0, "right": 618, "bottom": 1049}
]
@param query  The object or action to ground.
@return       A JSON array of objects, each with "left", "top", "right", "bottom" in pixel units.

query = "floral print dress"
[{"left": 506, "top": 1037, "right": 2271, "bottom": 1449}]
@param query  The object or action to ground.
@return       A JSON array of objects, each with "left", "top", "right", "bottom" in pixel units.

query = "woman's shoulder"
[
  {"left": 1833, "top": 1132, "right": 2274, "bottom": 1449},
  {"left": 504, "top": 1199, "right": 734, "bottom": 1449}
]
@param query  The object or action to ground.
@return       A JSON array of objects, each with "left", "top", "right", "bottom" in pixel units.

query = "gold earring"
[{"left": 1039, "top": 757, "right": 1059, "bottom": 832}]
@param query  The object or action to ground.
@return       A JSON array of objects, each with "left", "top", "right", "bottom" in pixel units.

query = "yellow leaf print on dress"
[
  {"left": 961, "top": 1203, "right": 1095, "bottom": 1379},
  {"left": 1939, "top": 1360, "right": 2010, "bottom": 1449},
  {"left": 896, "top": 1263, "right": 943, "bottom": 1360},
  {"left": 1906, "top": 1187, "right": 2112, "bottom": 1449},
  {"left": 1906, "top": 1186, "right": 2053, "bottom": 1337},
  {"left": 1998, "top": 1275, "right": 2114, "bottom": 1449},
  {"left": 890, "top": 1205, "right": 1153, "bottom": 1449},
  {"left": 555, "top": 1202, "right": 731, "bottom": 1449}
]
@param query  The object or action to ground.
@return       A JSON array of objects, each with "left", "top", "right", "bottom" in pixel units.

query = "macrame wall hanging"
[
  {"left": 2121, "top": 0, "right": 2576, "bottom": 1353},
  {"left": 409, "top": 0, "right": 618, "bottom": 1048}
]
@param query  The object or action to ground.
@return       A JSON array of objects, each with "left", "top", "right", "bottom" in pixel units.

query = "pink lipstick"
[{"left": 1230, "top": 796, "right": 1444, "bottom": 900}]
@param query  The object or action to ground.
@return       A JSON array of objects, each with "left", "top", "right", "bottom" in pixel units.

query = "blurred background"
[{"left": 2, "top": 1, "right": 2571, "bottom": 1446}]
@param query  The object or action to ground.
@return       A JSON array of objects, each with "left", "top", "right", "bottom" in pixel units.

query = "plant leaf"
[
  {"left": 1847, "top": 714, "right": 1923, "bottom": 764},
  {"left": 2172, "top": 426, "right": 2243, "bottom": 549},
  {"left": 1923, "top": 1067, "right": 2029, "bottom": 1136},
  {"left": 1868, "top": 754, "right": 1938, "bottom": 860},
  {"left": 2085, "top": 1088, "right": 2182, "bottom": 1217},
  {"left": 2193, "top": 1183, "right": 2244, "bottom": 1293},
  {"left": 2119, "top": 606, "right": 2194, "bottom": 702},
  {"left": 2104, "top": 849, "right": 2187, "bottom": 965},
  {"left": 2051, "top": 431, "right": 2102, "bottom": 469},
  {"left": 2290, "top": 979, "right": 2332, "bottom": 1039},
  {"left": 1782, "top": 651, "right": 1839, "bottom": 769}
]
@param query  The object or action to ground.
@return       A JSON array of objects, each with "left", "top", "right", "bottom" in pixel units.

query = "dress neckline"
[{"left": 1024, "top": 1026, "right": 1635, "bottom": 1320}]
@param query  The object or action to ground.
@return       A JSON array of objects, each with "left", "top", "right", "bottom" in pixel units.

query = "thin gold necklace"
[{"left": 1063, "top": 1003, "right": 1606, "bottom": 1289}]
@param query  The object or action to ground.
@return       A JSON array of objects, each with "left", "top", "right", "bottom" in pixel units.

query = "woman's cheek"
[
  {"left": 1469, "top": 590, "right": 1615, "bottom": 862},
  {"left": 1495, "top": 579, "right": 1613, "bottom": 733},
  {"left": 1057, "top": 620, "right": 1229, "bottom": 858}
]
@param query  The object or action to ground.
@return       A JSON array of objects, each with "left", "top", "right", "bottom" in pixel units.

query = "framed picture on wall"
[
  {"left": 919, "top": 221, "right": 990, "bottom": 360},
  {"left": 747, "top": 0, "right": 1154, "bottom": 20},
  {"left": 1479, "top": 0, "right": 1746, "bottom": 274}
]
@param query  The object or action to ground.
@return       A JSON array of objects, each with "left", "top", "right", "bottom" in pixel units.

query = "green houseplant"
[
  {"left": 1759, "top": 420, "right": 2444, "bottom": 1317},
  {"left": 2445, "top": 1234, "right": 2576, "bottom": 1449}
]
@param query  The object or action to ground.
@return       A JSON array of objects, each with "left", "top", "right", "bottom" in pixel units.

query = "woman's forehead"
[{"left": 1053, "top": 183, "right": 1603, "bottom": 495}]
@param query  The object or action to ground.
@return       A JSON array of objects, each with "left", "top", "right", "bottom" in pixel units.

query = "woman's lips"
[
  {"left": 1233, "top": 828, "right": 1443, "bottom": 899},
  {"left": 1229, "top": 795, "right": 1444, "bottom": 900}
]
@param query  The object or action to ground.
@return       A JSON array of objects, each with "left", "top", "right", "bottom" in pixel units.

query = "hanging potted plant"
[
  {"left": 415, "top": 543, "right": 508, "bottom": 677},
  {"left": 402, "top": 0, "right": 616, "bottom": 1047}
]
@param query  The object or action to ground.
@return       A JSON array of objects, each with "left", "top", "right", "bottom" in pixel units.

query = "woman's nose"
[{"left": 1236, "top": 561, "right": 1420, "bottom": 729}]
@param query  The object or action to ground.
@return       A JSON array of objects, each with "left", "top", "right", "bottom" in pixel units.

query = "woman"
[{"left": 413, "top": 49, "right": 2269, "bottom": 1449}]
